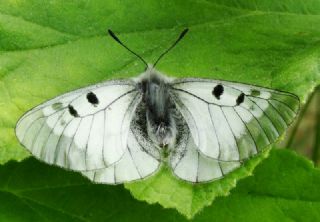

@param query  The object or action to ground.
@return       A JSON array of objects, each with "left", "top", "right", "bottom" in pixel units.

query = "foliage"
[{"left": 0, "top": 0, "right": 320, "bottom": 220}]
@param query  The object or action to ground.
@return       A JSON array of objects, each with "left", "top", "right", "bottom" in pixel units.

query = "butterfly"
[{"left": 15, "top": 28, "right": 300, "bottom": 184}]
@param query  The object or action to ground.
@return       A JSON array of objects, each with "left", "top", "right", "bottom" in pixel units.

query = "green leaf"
[
  {"left": 1, "top": 0, "right": 320, "bottom": 218},
  {"left": 125, "top": 151, "right": 269, "bottom": 218},
  {"left": 0, "top": 149, "right": 319, "bottom": 221},
  {"left": 210, "top": 149, "right": 320, "bottom": 221}
]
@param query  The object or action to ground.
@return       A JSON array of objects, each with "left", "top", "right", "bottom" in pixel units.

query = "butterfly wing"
[
  {"left": 82, "top": 102, "right": 161, "bottom": 184},
  {"left": 170, "top": 78, "right": 299, "bottom": 162},
  {"left": 169, "top": 114, "right": 240, "bottom": 182},
  {"left": 16, "top": 80, "right": 142, "bottom": 171},
  {"left": 82, "top": 129, "right": 161, "bottom": 184}
]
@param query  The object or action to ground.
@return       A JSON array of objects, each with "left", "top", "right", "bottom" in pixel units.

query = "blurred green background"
[{"left": 280, "top": 86, "right": 320, "bottom": 165}]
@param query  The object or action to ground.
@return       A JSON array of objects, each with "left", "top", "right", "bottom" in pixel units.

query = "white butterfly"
[{"left": 15, "top": 29, "right": 299, "bottom": 184}]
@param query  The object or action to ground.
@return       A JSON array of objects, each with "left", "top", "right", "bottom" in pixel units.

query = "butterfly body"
[{"left": 137, "top": 67, "right": 177, "bottom": 148}]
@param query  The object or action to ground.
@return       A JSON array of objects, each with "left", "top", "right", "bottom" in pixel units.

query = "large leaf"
[
  {"left": 0, "top": 0, "right": 320, "bottom": 218},
  {"left": 125, "top": 150, "right": 268, "bottom": 218},
  {"left": 0, "top": 149, "right": 319, "bottom": 221}
]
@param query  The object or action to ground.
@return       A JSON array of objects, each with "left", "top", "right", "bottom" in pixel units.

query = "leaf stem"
[
  {"left": 285, "top": 88, "right": 317, "bottom": 149},
  {"left": 312, "top": 88, "right": 320, "bottom": 164}
]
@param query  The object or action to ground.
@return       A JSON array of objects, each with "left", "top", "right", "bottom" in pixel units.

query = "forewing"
[
  {"left": 16, "top": 80, "right": 141, "bottom": 171},
  {"left": 170, "top": 78, "right": 299, "bottom": 161}
]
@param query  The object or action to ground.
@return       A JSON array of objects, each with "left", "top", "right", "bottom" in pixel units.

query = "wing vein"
[
  {"left": 267, "top": 100, "right": 291, "bottom": 125},
  {"left": 40, "top": 110, "right": 66, "bottom": 158},
  {"left": 172, "top": 88, "right": 209, "bottom": 104},
  {"left": 172, "top": 130, "right": 190, "bottom": 170},
  {"left": 21, "top": 81, "right": 136, "bottom": 120},
  {"left": 102, "top": 110, "right": 107, "bottom": 167},
  {"left": 220, "top": 107, "right": 240, "bottom": 160},
  {"left": 79, "top": 89, "right": 137, "bottom": 118},
  {"left": 65, "top": 118, "right": 82, "bottom": 168},
  {"left": 131, "top": 128, "right": 159, "bottom": 160},
  {"left": 30, "top": 118, "right": 47, "bottom": 150},
  {"left": 127, "top": 145, "right": 143, "bottom": 178},
  {"left": 269, "top": 98, "right": 296, "bottom": 114},
  {"left": 20, "top": 109, "right": 63, "bottom": 142},
  {"left": 170, "top": 92, "right": 201, "bottom": 149},
  {"left": 84, "top": 114, "right": 95, "bottom": 171},
  {"left": 53, "top": 118, "right": 74, "bottom": 164},
  {"left": 238, "top": 106, "right": 271, "bottom": 144},
  {"left": 207, "top": 104, "right": 221, "bottom": 159},
  {"left": 247, "top": 97, "right": 280, "bottom": 136},
  {"left": 233, "top": 107, "right": 258, "bottom": 153},
  {"left": 113, "top": 164, "right": 117, "bottom": 184},
  {"left": 267, "top": 100, "right": 288, "bottom": 127},
  {"left": 196, "top": 151, "right": 200, "bottom": 183},
  {"left": 118, "top": 93, "right": 140, "bottom": 165}
]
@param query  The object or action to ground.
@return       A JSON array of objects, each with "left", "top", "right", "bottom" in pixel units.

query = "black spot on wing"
[
  {"left": 68, "top": 105, "right": 79, "bottom": 117},
  {"left": 52, "top": 102, "right": 63, "bottom": 110},
  {"left": 87, "top": 92, "right": 99, "bottom": 106},
  {"left": 236, "top": 93, "right": 245, "bottom": 105},
  {"left": 212, "top": 84, "right": 224, "bottom": 99},
  {"left": 251, "top": 89, "right": 260, "bottom": 97}
]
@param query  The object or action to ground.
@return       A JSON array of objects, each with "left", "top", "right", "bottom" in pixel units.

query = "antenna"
[
  {"left": 108, "top": 28, "right": 189, "bottom": 69},
  {"left": 108, "top": 29, "right": 148, "bottom": 68},
  {"left": 153, "top": 28, "right": 189, "bottom": 67}
]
